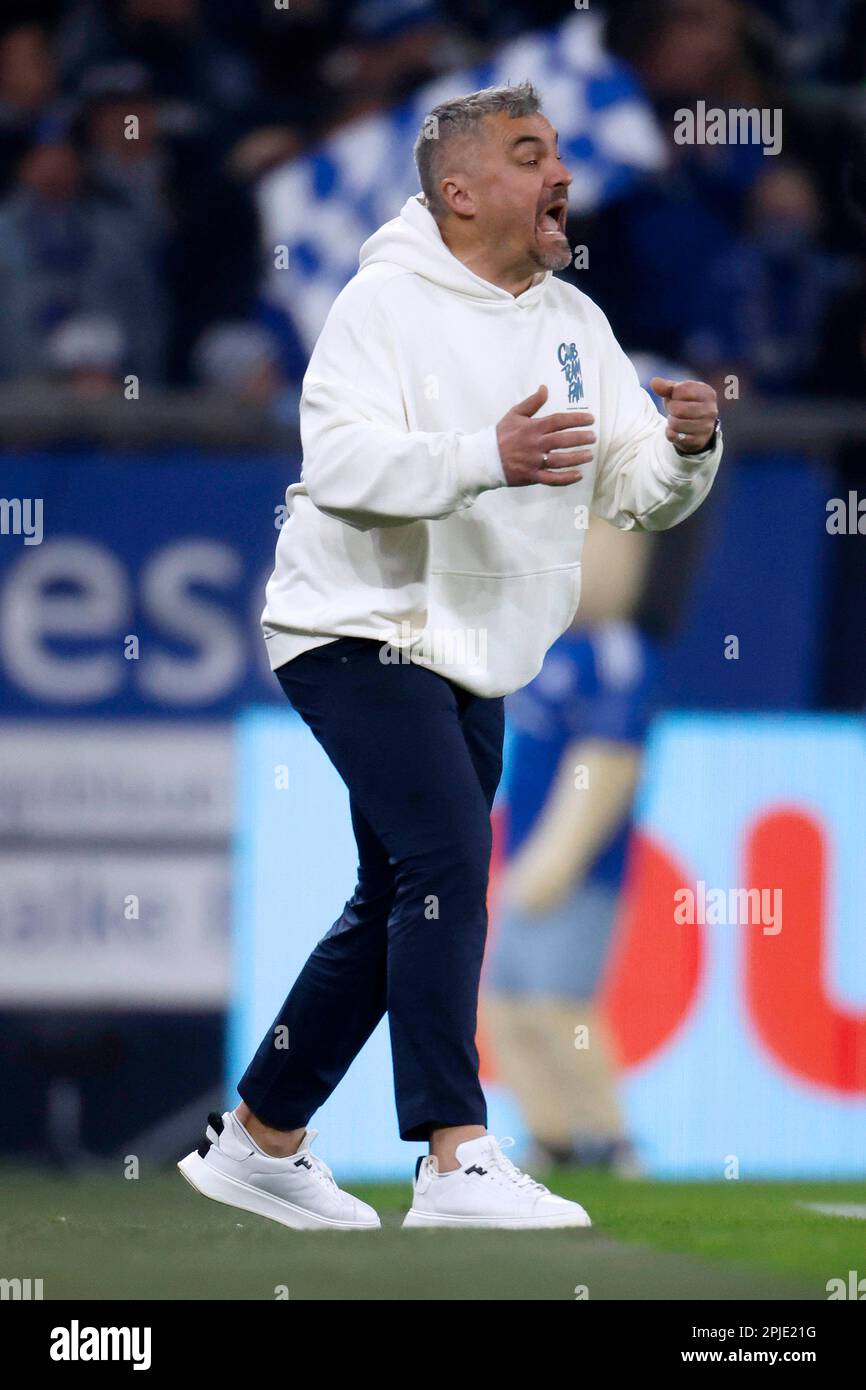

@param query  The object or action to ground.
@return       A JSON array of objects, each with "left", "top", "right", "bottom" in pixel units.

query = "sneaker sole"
[
  {"left": 177, "top": 1151, "right": 380, "bottom": 1232},
  {"left": 401, "top": 1207, "right": 591, "bottom": 1231}
]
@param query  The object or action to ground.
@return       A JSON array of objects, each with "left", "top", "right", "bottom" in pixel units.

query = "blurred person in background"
[
  {"left": 166, "top": 138, "right": 271, "bottom": 385},
  {"left": 317, "top": 0, "right": 457, "bottom": 127},
  {"left": 79, "top": 60, "right": 171, "bottom": 247},
  {"left": 746, "top": 0, "right": 859, "bottom": 80},
  {"left": 0, "top": 22, "right": 58, "bottom": 195},
  {"left": 481, "top": 363, "right": 706, "bottom": 1174},
  {"left": 246, "top": 0, "right": 468, "bottom": 137},
  {"left": 192, "top": 319, "right": 299, "bottom": 420},
  {"left": 45, "top": 310, "right": 125, "bottom": 395},
  {"left": 483, "top": 514, "right": 657, "bottom": 1176},
  {"left": 592, "top": 0, "right": 864, "bottom": 377},
  {"left": 71, "top": 38, "right": 270, "bottom": 384},
  {"left": 59, "top": 0, "right": 265, "bottom": 385},
  {"left": 580, "top": 0, "right": 779, "bottom": 361},
  {"left": 606, "top": 0, "right": 775, "bottom": 115},
  {"left": 57, "top": 0, "right": 256, "bottom": 142},
  {"left": 437, "top": 0, "right": 578, "bottom": 44},
  {"left": 0, "top": 129, "right": 164, "bottom": 381},
  {"left": 685, "top": 163, "right": 856, "bottom": 395}
]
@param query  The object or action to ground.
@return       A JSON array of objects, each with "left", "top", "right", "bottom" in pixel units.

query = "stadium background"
[{"left": 0, "top": 0, "right": 864, "bottom": 1198}]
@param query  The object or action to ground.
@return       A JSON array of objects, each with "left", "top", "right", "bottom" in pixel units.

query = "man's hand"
[
  {"left": 649, "top": 378, "right": 718, "bottom": 454},
  {"left": 496, "top": 384, "right": 595, "bottom": 487}
]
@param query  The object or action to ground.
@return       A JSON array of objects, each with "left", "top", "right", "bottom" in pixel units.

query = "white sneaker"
[
  {"left": 402, "top": 1135, "right": 591, "bottom": 1230},
  {"left": 177, "top": 1111, "right": 380, "bottom": 1232}
]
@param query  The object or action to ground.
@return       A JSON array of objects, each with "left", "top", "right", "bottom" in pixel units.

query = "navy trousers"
[{"left": 238, "top": 636, "right": 505, "bottom": 1141}]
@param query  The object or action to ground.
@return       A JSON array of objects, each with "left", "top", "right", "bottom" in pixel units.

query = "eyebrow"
[{"left": 509, "top": 131, "right": 561, "bottom": 154}]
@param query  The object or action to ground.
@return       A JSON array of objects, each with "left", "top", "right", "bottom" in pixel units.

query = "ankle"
[
  {"left": 234, "top": 1105, "right": 305, "bottom": 1158},
  {"left": 429, "top": 1124, "right": 486, "bottom": 1173}
]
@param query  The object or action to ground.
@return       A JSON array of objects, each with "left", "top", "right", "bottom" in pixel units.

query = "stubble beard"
[{"left": 532, "top": 234, "right": 572, "bottom": 273}]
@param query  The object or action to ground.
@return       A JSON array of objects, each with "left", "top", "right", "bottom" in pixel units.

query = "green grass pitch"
[{"left": 2, "top": 1165, "right": 864, "bottom": 1300}]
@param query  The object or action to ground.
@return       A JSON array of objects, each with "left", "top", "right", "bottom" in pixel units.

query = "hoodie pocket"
[{"left": 425, "top": 564, "right": 582, "bottom": 694}]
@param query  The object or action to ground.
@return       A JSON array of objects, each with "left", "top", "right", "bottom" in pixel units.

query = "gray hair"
[{"left": 413, "top": 82, "right": 541, "bottom": 218}]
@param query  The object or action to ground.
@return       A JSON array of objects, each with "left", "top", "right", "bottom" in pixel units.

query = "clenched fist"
[
  {"left": 649, "top": 377, "right": 718, "bottom": 454},
  {"left": 496, "top": 384, "right": 595, "bottom": 487}
]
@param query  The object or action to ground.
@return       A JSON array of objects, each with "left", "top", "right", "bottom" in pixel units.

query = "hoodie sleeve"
[
  {"left": 590, "top": 312, "right": 721, "bottom": 533},
  {"left": 299, "top": 276, "right": 505, "bottom": 530}
]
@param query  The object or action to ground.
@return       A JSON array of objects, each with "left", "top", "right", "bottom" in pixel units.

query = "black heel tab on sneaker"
[
  {"left": 197, "top": 1111, "right": 225, "bottom": 1157},
  {"left": 414, "top": 1156, "right": 425, "bottom": 1181}
]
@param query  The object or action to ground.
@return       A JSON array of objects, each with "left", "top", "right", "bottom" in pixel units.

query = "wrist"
[{"left": 673, "top": 416, "right": 720, "bottom": 458}]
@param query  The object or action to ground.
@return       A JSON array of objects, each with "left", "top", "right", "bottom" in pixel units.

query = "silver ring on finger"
[
  {"left": 541, "top": 451, "right": 550, "bottom": 464},
  {"left": 677, "top": 432, "right": 688, "bottom": 442}
]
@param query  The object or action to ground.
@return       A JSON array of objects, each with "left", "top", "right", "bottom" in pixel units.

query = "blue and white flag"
[{"left": 258, "top": 11, "right": 666, "bottom": 350}]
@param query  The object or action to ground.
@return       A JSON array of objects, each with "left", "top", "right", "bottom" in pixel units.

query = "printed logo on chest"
[{"left": 557, "top": 341, "right": 584, "bottom": 406}]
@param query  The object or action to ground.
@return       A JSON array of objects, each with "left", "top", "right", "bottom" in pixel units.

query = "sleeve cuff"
[
  {"left": 659, "top": 427, "right": 723, "bottom": 486},
  {"left": 456, "top": 424, "right": 507, "bottom": 497}
]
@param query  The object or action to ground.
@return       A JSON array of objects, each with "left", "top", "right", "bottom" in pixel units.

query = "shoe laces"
[
  {"left": 486, "top": 1137, "right": 550, "bottom": 1195},
  {"left": 296, "top": 1130, "right": 339, "bottom": 1192}
]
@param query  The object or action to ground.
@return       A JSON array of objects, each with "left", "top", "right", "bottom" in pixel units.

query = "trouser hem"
[
  {"left": 399, "top": 1112, "right": 488, "bottom": 1143},
  {"left": 236, "top": 1083, "right": 312, "bottom": 1134}
]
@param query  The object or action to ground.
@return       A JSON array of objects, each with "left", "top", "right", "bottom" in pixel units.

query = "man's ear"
[{"left": 439, "top": 176, "right": 476, "bottom": 218}]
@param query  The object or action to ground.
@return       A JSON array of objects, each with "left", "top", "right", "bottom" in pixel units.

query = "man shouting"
[{"left": 179, "top": 82, "right": 721, "bottom": 1231}]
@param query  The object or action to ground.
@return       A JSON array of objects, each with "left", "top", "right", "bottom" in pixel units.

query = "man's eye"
[{"left": 523, "top": 159, "right": 539, "bottom": 166}]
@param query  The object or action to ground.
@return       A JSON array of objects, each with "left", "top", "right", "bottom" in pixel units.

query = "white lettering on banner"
[
  {"left": 0, "top": 851, "right": 230, "bottom": 1006},
  {"left": 137, "top": 540, "right": 245, "bottom": 704},
  {"left": 0, "top": 540, "right": 129, "bottom": 701},
  {"left": 0, "top": 726, "right": 233, "bottom": 839},
  {"left": 0, "top": 538, "right": 260, "bottom": 708}
]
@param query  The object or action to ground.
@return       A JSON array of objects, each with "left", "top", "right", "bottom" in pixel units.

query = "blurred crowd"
[{"left": 0, "top": 0, "right": 863, "bottom": 404}]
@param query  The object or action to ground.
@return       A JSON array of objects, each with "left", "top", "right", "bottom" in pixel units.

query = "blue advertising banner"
[
  {"left": 0, "top": 450, "right": 299, "bottom": 716},
  {"left": 0, "top": 450, "right": 828, "bottom": 715}
]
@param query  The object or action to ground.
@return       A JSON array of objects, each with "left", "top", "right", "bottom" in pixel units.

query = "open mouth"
[{"left": 537, "top": 197, "right": 568, "bottom": 236}]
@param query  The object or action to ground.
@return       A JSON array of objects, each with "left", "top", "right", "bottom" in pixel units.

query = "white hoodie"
[{"left": 262, "top": 194, "right": 721, "bottom": 698}]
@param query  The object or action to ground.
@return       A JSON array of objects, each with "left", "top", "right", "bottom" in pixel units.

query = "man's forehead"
[{"left": 484, "top": 111, "right": 557, "bottom": 147}]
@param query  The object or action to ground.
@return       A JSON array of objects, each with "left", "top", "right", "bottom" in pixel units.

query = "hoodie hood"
[{"left": 358, "top": 194, "right": 551, "bottom": 306}]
